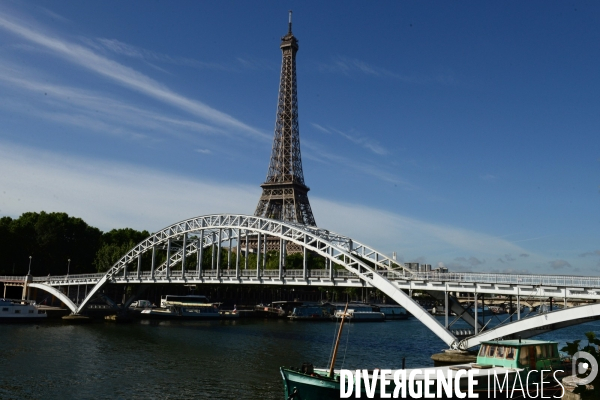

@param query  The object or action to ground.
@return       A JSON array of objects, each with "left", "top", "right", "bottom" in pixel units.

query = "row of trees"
[
  {"left": 0, "top": 212, "right": 149, "bottom": 276},
  {"left": 0, "top": 211, "right": 333, "bottom": 276}
]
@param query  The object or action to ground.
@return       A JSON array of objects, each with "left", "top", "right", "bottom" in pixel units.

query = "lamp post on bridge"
[
  {"left": 67, "top": 259, "right": 71, "bottom": 276},
  {"left": 27, "top": 256, "right": 32, "bottom": 275}
]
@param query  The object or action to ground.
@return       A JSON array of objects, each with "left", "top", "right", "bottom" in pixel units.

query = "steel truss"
[
  {"left": 14, "top": 214, "right": 600, "bottom": 349},
  {"left": 71, "top": 214, "right": 456, "bottom": 347},
  {"left": 254, "top": 13, "right": 316, "bottom": 226}
]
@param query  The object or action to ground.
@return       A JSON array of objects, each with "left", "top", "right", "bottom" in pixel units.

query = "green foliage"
[
  {"left": 94, "top": 240, "right": 137, "bottom": 272},
  {"left": 0, "top": 211, "right": 350, "bottom": 277},
  {"left": 0, "top": 211, "right": 102, "bottom": 275},
  {"left": 561, "top": 332, "right": 600, "bottom": 400},
  {"left": 101, "top": 228, "right": 149, "bottom": 246},
  {"left": 0, "top": 211, "right": 152, "bottom": 275},
  {"left": 286, "top": 253, "right": 303, "bottom": 269}
]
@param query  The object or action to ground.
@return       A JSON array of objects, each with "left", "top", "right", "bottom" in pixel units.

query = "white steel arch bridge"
[{"left": 7, "top": 213, "right": 600, "bottom": 350}]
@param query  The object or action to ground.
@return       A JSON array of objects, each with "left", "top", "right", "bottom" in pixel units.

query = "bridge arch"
[
  {"left": 28, "top": 283, "right": 78, "bottom": 314},
  {"left": 460, "top": 303, "right": 600, "bottom": 349},
  {"left": 76, "top": 214, "right": 458, "bottom": 347}
]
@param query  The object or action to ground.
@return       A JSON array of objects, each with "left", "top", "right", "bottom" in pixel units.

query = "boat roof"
[
  {"left": 480, "top": 339, "right": 558, "bottom": 347},
  {"left": 271, "top": 301, "right": 303, "bottom": 305}
]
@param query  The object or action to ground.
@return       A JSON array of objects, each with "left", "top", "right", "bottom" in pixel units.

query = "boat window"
[
  {"left": 15, "top": 310, "right": 20, "bottom": 314},
  {"left": 547, "top": 345, "right": 555, "bottom": 358},
  {"left": 2, "top": 307, "right": 7, "bottom": 312},
  {"left": 519, "top": 347, "right": 529, "bottom": 366},
  {"left": 495, "top": 346, "right": 506, "bottom": 359},
  {"left": 487, "top": 345, "right": 497, "bottom": 357},
  {"left": 506, "top": 347, "right": 516, "bottom": 360},
  {"left": 479, "top": 345, "right": 489, "bottom": 357},
  {"left": 29, "top": 310, "right": 34, "bottom": 314},
  {"left": 536, "top": 345, "right": 546, "bottom": 359}
]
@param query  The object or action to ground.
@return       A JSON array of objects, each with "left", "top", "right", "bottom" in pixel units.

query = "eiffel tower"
[{"left": 254, "top": 11, "right": 316, "bottom": 227}]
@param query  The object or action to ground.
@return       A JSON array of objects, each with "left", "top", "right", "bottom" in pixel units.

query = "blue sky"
[{"left": 0, "top": 1, "right": 598, "bottom": 275}]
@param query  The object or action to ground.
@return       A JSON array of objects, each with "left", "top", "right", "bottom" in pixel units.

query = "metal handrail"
[{"left": 7, "top": 270, "right": 600, "bottom": 289}]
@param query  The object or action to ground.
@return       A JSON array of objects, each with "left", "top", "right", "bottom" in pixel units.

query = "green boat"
[{"left": 281, "top": 338, "right": 569, "bottom": 399}]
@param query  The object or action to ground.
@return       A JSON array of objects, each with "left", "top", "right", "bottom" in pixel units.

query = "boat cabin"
[{"left": 476, "top": 339, "right": 562, "bottom": 370}]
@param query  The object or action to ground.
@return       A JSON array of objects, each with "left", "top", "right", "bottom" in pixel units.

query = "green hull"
[{"left": 280, "top": 368, "right": 340, "bottom": 400}]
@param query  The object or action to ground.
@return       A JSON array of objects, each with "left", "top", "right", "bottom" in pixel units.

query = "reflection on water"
[{"left": 1, "top": 317, "right": 599, "bottom": 399}]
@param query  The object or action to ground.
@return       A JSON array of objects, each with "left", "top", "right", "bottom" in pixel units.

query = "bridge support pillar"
[
  {"left": 197, "top": 232, "right": 204, "bottom": 278},
  {"left": 474, "top": 293, "right": 479, "bottom": 334},
  {"left": 328, "top": 247, "right": 333, "bottom": 280},
  {"left": 235, "top": 228, "right": 240, "bottom": 279},
  {"left": 217, "top": 228, "right": 222, "bottom": 279},
  {"left": 151, "top": 246, "right": 156, "bottom": 279},
  {"left": 211, "top": 232, "right": 216, "bottom": 270},
  {"left": 278, "top": 239, "right": 283, "bottom": 280},
  {"left": 302, "top": 235, "right": 307, "bottom": 279},
  {"left": 256, "top": 232, "right": 261, "bottom": 278},
  {"left": 262, "top": 233, "right": 266, "bottom": 269},
  {"left": 227, "top": 229, "right": 232, "bottom": 272},
  {"left": 22, "top": 275, "right": 32, "bottom": 300},
  {"left": 182, "top": 234, "right": 187, "bottom": 278},
  {"left": 517, "top": 292, "right": 521, "bottom": 320},
  {"left": 137, "top": 254, "right": 141, "bottom": 279},
  {"left": 444, "top": 290, "right": 449, "bottom": 328},
  {"left": 244, "top": 230, "right": 248, "bottom": 270},
  {"left": 166, "top": 238, "right": 171, "bottom": 279}
]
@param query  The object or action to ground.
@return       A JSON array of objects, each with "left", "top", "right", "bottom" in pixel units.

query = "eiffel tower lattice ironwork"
[{"left": 254, "top": 11, "right": 316, "bottom": 227}]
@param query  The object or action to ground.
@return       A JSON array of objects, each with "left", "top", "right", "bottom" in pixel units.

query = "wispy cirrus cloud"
[
  {"left": 454, "top": 256, "right": 485, "bottom": 266},
  {"left": 0, "top": 67, "right": 228, "bottom": 143},
  {"left": 302, "top": 139, "right": 411, "bottom": 188},
  {"left": 309, "top": 123, "right": 388, "bottom": 155},
  {"left": 579, "top": 250, "right": 600, "bottom": 258},
  {"left": 0, "top": 12, "right": 268, "bottom": 140},
  {"left": 89, "top": 38, "right": 233, "bottom": 71},
  {"left": 549, "top": 260, "right": 572, "bottom": 270},
  {"left": 236, "top": 57, "right": 277, "bottom": 71},
  {"left": 0, "top": 141, "right": 585, "bottom": 275},
  {"left": 311, "top": 123, "right": 331, "bottom": 134},
  {"left": 317, "top": 56, "right": 410, "bottom": 81},
  {"left": 0, "top": 141, "right": 258, "bottom": 231},
  {"left": 316, "top": 56, "right": 459, "bottom": 86}
]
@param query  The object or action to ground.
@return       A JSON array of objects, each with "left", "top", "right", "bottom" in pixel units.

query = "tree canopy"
[
  {"left": 0, "top": 212, "right": 147, "bottom": 276},
  {"left": 0, "top": 211, "right": 329, "bottom": 276}
]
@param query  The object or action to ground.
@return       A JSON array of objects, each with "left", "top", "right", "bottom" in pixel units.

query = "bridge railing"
[
  {"left": 0, "top": 275, "right": 27, "bottom": 282},
  {"left": 13, "top": 270, "right": 600, "bottom": 289},
  {"left": 31, "top": 273, "right": 105, "bottom": 283},
  {"left": 407, "top": 272, "right": 600, "bottom": 288}
]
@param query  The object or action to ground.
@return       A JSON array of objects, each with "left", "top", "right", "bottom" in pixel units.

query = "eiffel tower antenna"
[{"left": 254, "top": 11, "right": 316, "bottom": 226}]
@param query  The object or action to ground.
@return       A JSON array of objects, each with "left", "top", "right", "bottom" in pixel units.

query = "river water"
[{"left": 1, "top": 317, "right": 599, "bottom": 399}]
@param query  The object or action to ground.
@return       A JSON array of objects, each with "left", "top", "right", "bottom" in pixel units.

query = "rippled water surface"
[{"left": 1, "top": 317, "right": 599, "bottom": 399}]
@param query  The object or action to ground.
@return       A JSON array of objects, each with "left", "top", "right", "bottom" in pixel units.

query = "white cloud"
[
  {"left": 318, "top": 56, "right": 411, "bottom": 81},
  {"left": 0, "top": 142, "right": 572, "bottom": 275},
  {"left": 0, "top": 142, "right": 258, "bottom": 232},
  {"left": 0, "top": 63, "right": 235, "bottom": 144},
  {"left": 329, "top": 127, "right": 388, "bottom": 156},
  {"left": 0, "top": 13, "right": 268, "bottom": 140},
  {"left": 92, "top": 38, "right": 232, "bottom": 71},
  {"left": 302, "top": 140, "right": 411, "bottom": 187}
]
